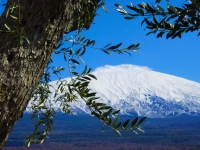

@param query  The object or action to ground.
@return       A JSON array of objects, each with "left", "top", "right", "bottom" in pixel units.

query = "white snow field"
[{"left": 27, "top": 64, "right": 200, "bottom": 118}]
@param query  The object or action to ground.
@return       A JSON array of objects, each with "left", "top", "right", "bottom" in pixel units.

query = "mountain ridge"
[{"left": 27, "top": 64, "right": 200, "bottom": 118}]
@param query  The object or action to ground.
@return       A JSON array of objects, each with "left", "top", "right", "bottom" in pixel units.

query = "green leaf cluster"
[
  {"left": 26, "top": 28, "right": 143, "bottom": 147},
  {"left": 1, "top": 0, "right": 30, "bottom": 46},
  {"left": 115, "top": 1, "right": 200, "bottom": 38},
  {"left": 24, "top": 1, "right": 145, "bottom": 147},
  {"left": 89, "top": 100, "right": 146, "bottom": 136},
  {"left": 25, "top": 109, "right": 55, "bottom": 147}
]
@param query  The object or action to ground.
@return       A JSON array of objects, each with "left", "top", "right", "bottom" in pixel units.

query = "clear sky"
[{"left": 1, "top": 0, "right": 200, "bottom": 83}]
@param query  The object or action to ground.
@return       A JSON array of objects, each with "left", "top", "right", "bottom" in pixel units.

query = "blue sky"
[{"left": 1, "top": 0, "right": 200, "bottom": 82}]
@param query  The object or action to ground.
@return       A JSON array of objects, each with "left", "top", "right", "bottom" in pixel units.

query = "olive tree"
[{"left": 0, "top": 0, "right": 145, "bottom": 148}]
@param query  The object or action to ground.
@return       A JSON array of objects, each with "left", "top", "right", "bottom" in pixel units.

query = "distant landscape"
[
  {"left": 3, "top": 114, "right": 200, "bottom": 150},
  {"left": 26, "top": 65, "right": 200, "bottom": 119},
  {"left": 4, "top": 65, "right": 200, "bottom": 150}
]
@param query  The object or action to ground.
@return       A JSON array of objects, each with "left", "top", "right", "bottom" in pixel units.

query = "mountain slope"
[
  {"left": 89, "top": 65, "right": 200, "bottom": 117},
  {"left": 27, "top": 64, "right": 200, "bottom": 118}
]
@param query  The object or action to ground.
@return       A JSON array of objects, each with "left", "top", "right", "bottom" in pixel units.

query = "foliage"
[
  {"left": 22, "top": 0, "right": 200, "bottom": 146},
  {"left": 25, "top": 29, "right": 144, "bottom": 147},
  {"left": 115, "top": 0, "right": 200, "bottom": 39},
  {"left": 1, "top": 0, "right": 30, "bottom": 46},
  {"left": 23, "top": 0, "right": 145, "bottom": 147}
]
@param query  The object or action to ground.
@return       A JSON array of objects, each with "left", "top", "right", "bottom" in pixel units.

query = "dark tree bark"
[{"left": 0, "top": 0, "right": 99, "bottom": 148}]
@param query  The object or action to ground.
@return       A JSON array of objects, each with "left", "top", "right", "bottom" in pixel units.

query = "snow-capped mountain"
[
  {"left": 88, "top": 65, "right": 200, "bottom": 117},
  {"left": 27, "top": 64, "right": 200, "bottom": 118}
]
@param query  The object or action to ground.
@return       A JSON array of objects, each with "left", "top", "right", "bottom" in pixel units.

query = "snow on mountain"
[
  {"left": 88, "top": 64, "right": 200, "bottom": 117},
  {"left": 27, "top": 64, "right": 200, "bottom": 118}
]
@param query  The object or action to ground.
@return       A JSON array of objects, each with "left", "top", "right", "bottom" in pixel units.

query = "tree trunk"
[{"left": 0, "top": 0, "right": 99, "bottom": 148}]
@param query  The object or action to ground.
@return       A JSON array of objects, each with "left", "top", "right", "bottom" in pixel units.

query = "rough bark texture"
[{"left": 0, "top": 0, "right": 99, "bottom": 148}]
